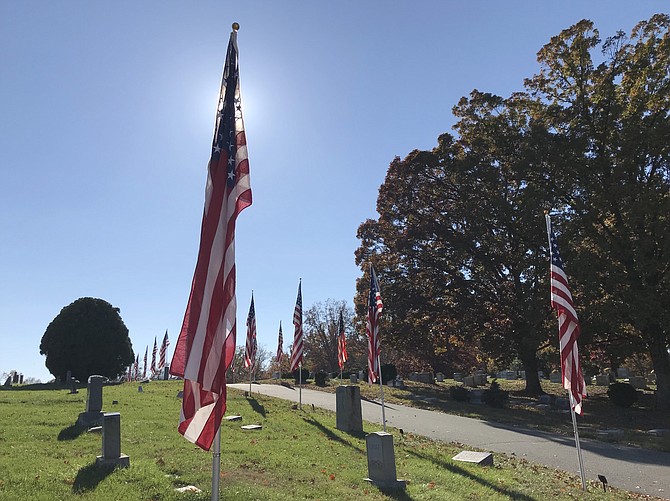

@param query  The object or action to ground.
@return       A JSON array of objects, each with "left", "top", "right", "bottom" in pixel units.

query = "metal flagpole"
[
  {"left": 211, "top": 427, "right": 221, "bottom": 500},
  {"left": 298, "top": 362, "right": 302, "bottom": 410},
  {"left": 377, "top": 353, "right": 387, "bottom": 431},
  {"left": 569, "top": 392, "right": 587, "bottom": 490}
]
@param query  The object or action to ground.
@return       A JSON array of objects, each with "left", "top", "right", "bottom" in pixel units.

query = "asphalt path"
[{"left": 229, "top": 382, "right": 670, "bottom": 499}]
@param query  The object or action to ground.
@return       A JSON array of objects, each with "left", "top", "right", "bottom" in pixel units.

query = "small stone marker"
[
  {"left": 452, "top": 451, "right": 494, "bottom": 466},
  {"left": 76, "top": 375, "right": 105, "bottom": 426},
  {"left": 176, "top": 390, "right": 184, "bottom": 399},
  {"left": 336, "top": 385, "right": 363, "bottom": 433},
  {"left": 240, "top": 424, "right": 262, "bottom": 430},
  {"left": 350, "top": 374, "right": 358, "bottom": 384},
  {"left": 67, "top": 371, "right": 78, "bottom": 394},
  {"left": 550, "top": 371, "right": 561, "bottom": 383},
  {"left": 436, "top": 373, "right": 444, "bottom": 382},
  {"left": 96, "top": 412, "right": 130, "bottom": 468},
  {"left": 87, "top": 426, "right": 102, "bottom": 433},
  {"left": 175, "top": 486, "right": 201, "bottom": 493},
  {"left": 225, "top": 415, "right": 242, "bottom": 421},
  {"left": 138, "top": 385, "right": 143, "bottom": 393},
  {"left": 453, "top": 372, "right": 463, "bottom": 382},
  {"left": 365, "top": 432, "right": 406, "bottom": 489}
]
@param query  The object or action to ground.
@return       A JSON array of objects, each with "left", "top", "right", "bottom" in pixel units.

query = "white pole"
[
  {"left": 377, "top": 353, "right": 387, "bottom": 432},
  {"left": 569, "top": 392, "right": 587, "bottom": 490},
  {"left": 299, "top": 362, "right": 302, "bottom": 410},
  {"left": 211, "top": 427, "right": 221, "bottom": 500}
]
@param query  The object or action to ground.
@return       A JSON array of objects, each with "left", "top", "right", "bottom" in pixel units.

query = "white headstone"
[
  {"left": 364, "top": 432, "right": 406, "bottom": 489},
  {"left": 452, "top": 451, "right": 493, "bottom": 466},
  {"left": 96, "top": 412, "right": 130, "bottom": 468},
  {"left": 336, "top": 386, "right": 363, "bottom": 432}
]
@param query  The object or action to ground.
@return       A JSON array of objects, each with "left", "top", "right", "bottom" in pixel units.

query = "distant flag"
[
  {"left": 143, "top": 346, "right": 148, "bottom": 379},
  {"left": 366, "top": 265, "right": 383, "bottom": 383},
  {"left": 151, "top": 337, "right": 157, "bottom": 375},
  {"left": 133, "top": 354, "right": 139, "bottom": 381},
  {"left": 159, "top": 331, "right": 169, "bottom": 370},
  {"left": 244, "top": 293, "right": 257, "bottom": 370},
  {"left": 290, "top": 280, "right": 303, "bottom": 372},
  {"left": 546, "top": 215, "right": 586, "bottom": 414},
  {"left": 169, "top": 26, "right": 252, "bottom": 451},
  {"left": 337, "top": 309, "right": 347, "bottom": 370},
  {"left": 276, "top": 321, "right": 283, "bottom": 364}
]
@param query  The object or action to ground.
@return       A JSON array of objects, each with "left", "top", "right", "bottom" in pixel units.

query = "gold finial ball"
[{"left": 232, "top": 22, "right": 240, "bottom": 31}]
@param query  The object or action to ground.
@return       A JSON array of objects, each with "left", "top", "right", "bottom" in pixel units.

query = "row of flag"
[
  {"left": 127, "top": 331, "right": 170, "bottom": 381},
  {"left": 165, "top": 27, "right": 586, "bottom": 458}
]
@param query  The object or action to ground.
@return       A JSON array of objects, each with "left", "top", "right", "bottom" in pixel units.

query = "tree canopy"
[
  {"left": 355, "top": 14, "right": 670, "bottom": 406},
  {"left": 39, "top": 297, "right": 135, "bottom": 382}
]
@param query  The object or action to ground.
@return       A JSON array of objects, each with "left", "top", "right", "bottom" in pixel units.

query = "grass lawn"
[
  {"left": 0, "top": 380, "right": 665, "bottom": 500},
  {"left": 271, "top": 376, "right": 670, "bottom": 452}
]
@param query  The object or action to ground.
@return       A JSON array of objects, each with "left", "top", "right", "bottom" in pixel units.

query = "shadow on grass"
[
  {"left": 405, "top": 449, "right": 538, "bottom": 501},
  {"left": 302, "top": 416, "right": 365, "bottom": 454},
  {"left": 58, "top": 423, "right": 87, "bottom": 441},
  {"left": 376, "top": 486, "right": 415, "bottom": 500},
  {"left": 72, "top": 462, "right": 114, "bottom": 493},
  {"left": 246, "top": 397, "right": 266, "bottom": 418}
]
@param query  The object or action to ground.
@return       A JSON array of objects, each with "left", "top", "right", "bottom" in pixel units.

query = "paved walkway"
[{"left": 229, "top": 383, "right": 670, "bottom": 499}]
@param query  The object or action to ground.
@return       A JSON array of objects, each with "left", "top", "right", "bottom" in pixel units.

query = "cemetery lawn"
[
  {"left": 0, "top": 381, "right": 661, "bottom": 501},
  {"left": 270, "top": 378, "right": 670, "bottom": 452}
]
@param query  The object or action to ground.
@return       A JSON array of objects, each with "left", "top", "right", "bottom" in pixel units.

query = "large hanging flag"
[
  {"left": 290, "top": 281, "right": 303, "bottom": 371},
  {"left": 337, "top": 309, "right": 347, "bottom": 370},
  {"left": 244, "top": 293, "right": 257, "bottom": 369},
  {"left": 276, "top": 321, "right": 283, "bottom": 364},
  {"left": 366, "top": 265, "right": 383, "bottom": 383},
  {"left": 159, "top": 331, "right": 169, "bottom": 370},
  {"left": 151, "top": 337, "right": 158, "bottom": 375},
  {"left": 546, "top": 215, "right": 586, "bottom": 414},
  {"left": 169, "top": 26, "right": 252, "bottom": 451}
]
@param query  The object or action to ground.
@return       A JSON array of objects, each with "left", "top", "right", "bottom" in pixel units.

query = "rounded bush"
[
  {"left": 607, "top": 382, "right": 639, "bottom": 408},
  {"left": 314, "top": 370, "right": 327, "bottom": 386}
]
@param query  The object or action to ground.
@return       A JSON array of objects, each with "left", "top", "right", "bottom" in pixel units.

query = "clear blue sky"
[{"left": 1, "top": 2, "right": 666, "bottom": 382}]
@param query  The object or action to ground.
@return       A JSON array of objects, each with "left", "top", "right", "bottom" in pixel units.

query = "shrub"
[
  {"left": 450, "top": 385, "right": 470, "bottom": 402},
  {"left": 607, "top": 382, "right": 639, "bottom": 408},
  {"left": 293, "top": 367, "right": 310, "bottom": 384},
  {"left": 381, "top": 364, "right": 397, "bottom": 384},
  {"left": 314, "top": 370, "right": 327, "bottom": 387},
  {"left": 483, "top": 379, "right": 509, "bottom": 408}
]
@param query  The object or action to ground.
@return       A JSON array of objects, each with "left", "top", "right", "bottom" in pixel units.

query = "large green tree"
[
  {"left": 40, "top": 297, "right": 135, "bottom": 382},
  {"left": 526, "top": 15, "right": 670, "bottom": 408}
]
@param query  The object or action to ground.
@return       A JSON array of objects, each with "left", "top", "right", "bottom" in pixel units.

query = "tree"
[
  {"left": 39, "top": 297, "right": 134, "bottom": 382},
  {"left": 302, "top": 300, "right": 365, "bottom": 373},
  {"left": 355, "top": 91, "right": 559, "bottom": 394},
  {"left": 525, "top": 15, "right": 670, "bottom": 408}
]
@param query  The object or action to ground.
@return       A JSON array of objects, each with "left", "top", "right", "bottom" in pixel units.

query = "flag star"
[
  {"left": 214, "top": 145, "right": 221, "bottom": 153},
  {"left": 227, "top": 170, "right": 235, "bottom": 181}
]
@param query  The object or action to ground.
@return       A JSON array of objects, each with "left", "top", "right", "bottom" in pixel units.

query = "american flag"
[
  {"left": 290, "top": 281, "right": 303, "bottom": 372},
  {"left": 276, "top": 321, "right": 283, "bottom": 364},
  {"left": 337, "top": 309, "right": 347, "bottom": 370},
  {"left": 366, "top": 265, "right": 383, "bottom": 383},
  {"left": 244, "top": 294, "right": 257, "bottom": 370},
  {"left": 169, "top": 27, "right": 252, "bottom": 451},
  {"left": 546, "top": 215, "right": 586, "bottom": 414},
  {"left": 133, "top": 354, "right": 139, "bottom": 381},
  {"left": 159, "top": 331, "right": 169, "bottom": 371},
  {"left": 151, "top": 337, "right": 157, "bottom": 375},
  {"left": 142, "top": 346, "right": 148, "bottom": 379}
]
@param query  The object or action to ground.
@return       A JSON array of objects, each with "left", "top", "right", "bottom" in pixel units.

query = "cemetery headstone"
[
  {"left": 12, "top": 372, "right": 19, "bottom": 384},
  {"left": 473, "top": 374, "right": 487, "bottom": 386},
  {"left": 470, "top": 389, "right": 484, "bottom": 405},
  {"left": 3, "top": 377, "right": 11, "bottom": 387},
  {"left": 76, "top": 375, "right": 105, "bottom": 426},
  {"left": 452, "top": 451, "right": 494, "bottom": 466},
  {"left": 616, "top": 367, "right": 630, "bottom": 379},
  {"left": 550, "top": 371, "right": 561, "bottom": 383},
  {"left": 336, "top": 385, "right": 363, "bottom": 432},
  {"left": 162, "top": 366, "right": 169, "bottom": 380},
  {"left": 96, "top": 412, "right": 130, "bottom": 468},
  {"left": 350, "top": 374, "right": 358, "bottom": 384},
  {"left": 364, "top": 432, "right": 406, "bottom": 489},
  {"left": 19, "top": 374, "right": 23, "bottom": 384},
  {"left": 272, "top": 371, "right": 280, "bottom": 379},
  {"left": 453, "top": 372, "right": 463, "bottom": 382},
  {"left": 436, "top": 373, "right": 444, "bottom": 382},
  {"left": 463, "top": 376, "right": 475, "bottom": 387},
  {"left": 595, "top": 375, "right": 610, "bottom": 386},
  {"left": 628, "top": 376, "right": 647, "bottom": 389}
]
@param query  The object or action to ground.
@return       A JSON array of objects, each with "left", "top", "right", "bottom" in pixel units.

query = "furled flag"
[
  {"left": 151, "top": 337, "right": 157, "bottom": 375},
  {"left": 366, "top": 265, "right": 383, "bottom": 383},
  {"left": 244, "top": 294, "right": 257, "bottom": 370},
  {"left": 337, "top": 309, "right": 347, "bottom": 370},
  {"left": 133, "top": 354, "right": 139, "bottom": 381},
  {"left": 290, "top": 281, "right": 303, "bottom": 372},
  {"left": 276, "top": 321, "right": 283, "bottom": 364},
  {"left": 159, "top": 331, "right": 169, "bottom": 371},
  {"left": 546, "top": 215, "right": 586, "bottom": 414},
  {"left": 169, "top": 26, "right": 252, "bottom": 451},
  {"left": 143, "top": 346, "right": 148, "bottom": 379}
]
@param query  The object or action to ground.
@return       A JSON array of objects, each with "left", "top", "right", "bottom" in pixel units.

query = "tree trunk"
[
  {"left": 647, "top": 332, "right": 670, "bottom": 410},
  {"left": 519, "top": 350, "right": 543, "bottom": 395}
]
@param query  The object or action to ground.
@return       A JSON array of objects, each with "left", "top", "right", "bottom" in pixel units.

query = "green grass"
[{"left": 0, "top": 381, "right": 662, "bottom": 500}]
